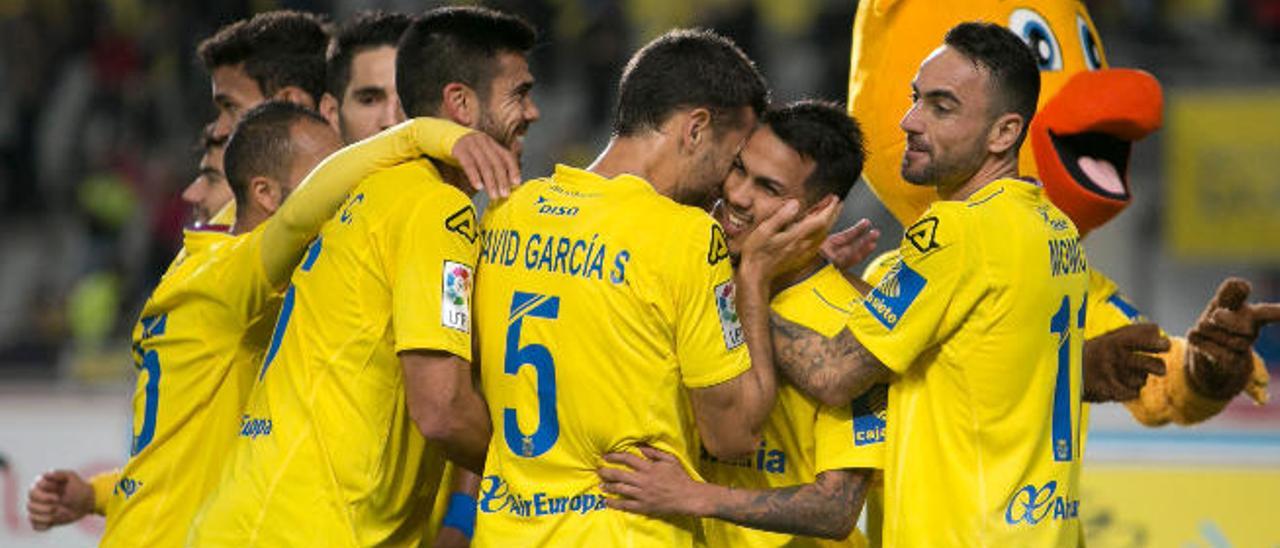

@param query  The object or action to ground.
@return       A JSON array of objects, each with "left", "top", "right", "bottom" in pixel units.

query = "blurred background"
[{"left": 0, "top": 0, "right": 1276, "bottom": 546}]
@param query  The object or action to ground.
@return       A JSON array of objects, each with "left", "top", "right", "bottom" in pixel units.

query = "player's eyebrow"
[
  {"left": 351, "top": 86, "right": 387, "bottom": 98},
  {"left": 753, "top": 174, "right": 783, "bottom": 193},
  {"left": 923, "top": 89, "right": 960, "bottom": 104}
]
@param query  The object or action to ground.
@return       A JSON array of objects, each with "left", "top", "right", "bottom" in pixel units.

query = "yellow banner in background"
[
  {"left": 1167, "top": 91, "right": 1280, "bottom": 263},
  {"left": 1081, "top": 466, "right": 1280, "bottom": 547}
]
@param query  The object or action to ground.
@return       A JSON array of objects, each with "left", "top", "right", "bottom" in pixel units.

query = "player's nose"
[
  {"left": 182, "top": 178, "right": 205, "bottom": 205},
  {"left": 523, "top": 97, "right": 541, "bottom": 124},
  {"left": 900, "top": 102, "right": 924, "bottom": 135},
  {"left": 384, "top": 97, "right": 406, "bottom": 129}
]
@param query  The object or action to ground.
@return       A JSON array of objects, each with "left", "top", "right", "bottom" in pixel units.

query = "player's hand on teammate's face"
[
  {"left": 451, "top": 130, "right": 522, "bottom": 201},
  {"left": 821, "top": 218, "right": 880, "bottom": 273},
  {"left": 1186, "top": 277, "right": 1280, "bottom": 399},
  {"left": 26, "top": 470, "right": 95, "bottom": 531},
  {"left": 739, "top": 196, "right": 841, "bottom": 281},
  {"left": 1082, "top": 323, "right": 1169, "bottom": 402},
  {"left": 598, "top": 446, "right": 708, "bottom": 518}
]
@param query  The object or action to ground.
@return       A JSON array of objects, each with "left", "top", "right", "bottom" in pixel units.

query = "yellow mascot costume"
[{"left": 847, "top": 0, "right": 1269, "bottom": 429}]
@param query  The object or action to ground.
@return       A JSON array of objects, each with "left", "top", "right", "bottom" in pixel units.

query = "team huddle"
[{"left": 19, "top": 4, "right": 1272, "bottom": 548}]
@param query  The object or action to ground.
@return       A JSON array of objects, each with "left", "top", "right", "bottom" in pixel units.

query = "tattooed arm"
[
  {"left": 771, "top": 312, "right": 893, "bottom": 407},
  {"left": 598, "top": 446, "right": 871, "bottom": 540}
]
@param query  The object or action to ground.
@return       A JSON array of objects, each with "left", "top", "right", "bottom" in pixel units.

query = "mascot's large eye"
[
  {"left": 1009, "top": 8, "right": 1063, "bottom": 71},
  {"left": 1077, "top": 15, "right": 1104, "bottom": 70}
]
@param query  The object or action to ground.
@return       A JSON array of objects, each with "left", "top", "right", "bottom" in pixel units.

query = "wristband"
[{"left": 441, "top": 492, "right": 477, "bottom": 539}]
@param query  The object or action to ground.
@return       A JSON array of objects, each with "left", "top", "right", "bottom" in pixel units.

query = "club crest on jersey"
[
  {"left": 442, "top": 261, "right": 472, "bottom": 332},
  {"left": 715, "top": 280, "right": 745, "bottom": 349},
  {"left": 863, "top": 262, "right": 926, "bottom": 330}
]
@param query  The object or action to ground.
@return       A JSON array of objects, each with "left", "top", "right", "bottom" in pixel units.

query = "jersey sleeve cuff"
[
  {"left": 394, "top": 336, "right": 471, "bottom": 363},
  {"left": 681, "top": 352, "right": 752, "bottom": 389}
]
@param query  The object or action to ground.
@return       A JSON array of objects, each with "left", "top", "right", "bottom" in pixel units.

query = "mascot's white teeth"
[{"left": 1078, "top": 156, "right": 1125, "bottom": 195}]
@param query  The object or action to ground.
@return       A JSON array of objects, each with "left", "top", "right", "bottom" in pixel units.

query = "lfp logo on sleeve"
[
  {"left": 442, "top": 261, "right": 473, "bottom": 332},
  {"left": 715, "top": 280, "right": 745, "bottom": 350}
]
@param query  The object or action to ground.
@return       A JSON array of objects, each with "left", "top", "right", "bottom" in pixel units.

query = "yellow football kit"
[
  {"left": 102, "top": 224, "right": 278, "bottom": 548},
  {"left": 471, "top": 165, "right": 751, "bottom": 547},
  {"left": 701, "top": 264, "right": 881, "bottom": 548},
  {"left": 190, "top": 149, "right": 478, "bottom": 545},
  {"left": 101, "top": 118, "right": 471, "bottom": 548},
  {"left": 847, "top": 179, "right": 1089, "bottom": 547}
]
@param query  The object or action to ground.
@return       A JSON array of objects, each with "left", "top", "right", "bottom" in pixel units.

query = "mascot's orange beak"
[{"left": 1030, "top": 69, "right": 1163, "bottom": 236}]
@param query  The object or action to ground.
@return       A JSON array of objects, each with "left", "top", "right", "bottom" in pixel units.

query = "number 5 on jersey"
[{"left": 504, "top": 291, "right": 560, "bottom": 458}]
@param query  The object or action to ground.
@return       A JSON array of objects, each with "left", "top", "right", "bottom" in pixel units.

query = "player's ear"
[
  {"left": 318, "top": 92, "right": 340, "bottom": 133},
  {"left": 273, "top": 86, "right": 317, "bottom": 110},
  {"left": 682, "top": 107, "right": 713, "bottom": 153},
  {"left": 988, "top": 112, "right": 1024, "bottom": 156},
  {"left": 250, "top": 176, "right": 283, "bottom": 215},
  {"left": 440, "top": 83, "right": 477, "bottom": 128}
]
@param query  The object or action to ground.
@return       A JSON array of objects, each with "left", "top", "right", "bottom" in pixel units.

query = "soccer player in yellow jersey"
[
  {"left": 758, "top": 23, "right": 1090, "bottom": 547},
  {"left": 26, "top": 130, "right": 231, "bottom": 533},
  {"left": 25, "top": 102, "right": 514, "bottom": 543},
  {"left": 188, "top": 7, "right": 538, "bottom": 546},
  {"left": 597, "top": 101, "right": 883, "bottom": 548},
  {"left": 471, "top": 30, "right": 837, "bottom": 547}
]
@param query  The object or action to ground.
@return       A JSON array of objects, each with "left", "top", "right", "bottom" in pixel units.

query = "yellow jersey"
[
  {"left": 471, "top": 165, "right": 751, "bottom": 547},
  {"left": 189, "top": 159, "right": 478, "bottom": 547},
  {"left": 700, "top": 264, "right": 881, "bottom": 548},
  {"left": 101, "top": 224, "right": 278, "bottom": 547},
  {"left": 847, "top": 179, "right": 1089, "bottom": 547}
]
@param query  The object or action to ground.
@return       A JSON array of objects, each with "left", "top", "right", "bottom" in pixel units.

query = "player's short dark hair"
[
  {"left": 763, "top": 100, "right": 866, "bottom": 202},
  {"left": 326, "top": 11, "right": 412, "bottom": 99},
  {"left": 197, "top": 10, "right": 330, "bottom": 102},
  {"left": 613, "top": 28, "right": 768, "bottom": 137},
  {"left": 224, "top": 100, "right": 330, "bottom": 208},
  {"left": 944, "top": 21, "right": 1041, "bottom": 148},
  {"left": 396, "top": 6, "right": 536, "bottom": 117}
]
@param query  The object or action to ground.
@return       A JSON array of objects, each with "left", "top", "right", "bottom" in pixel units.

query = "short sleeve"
[
  {"left": 91, "top": 469, "right": 120, "bottom": 515},
  {"left": 814, "top": 384, "right": 888, "bottom": 473},
  {"left": 1084, "top": 267, "right": 1144, "bottom": 339},
  {"left": 392, "top": 187, "right": 479, "bottom": 359},
  {"left": 861, "top": 249, "right": 902, "bottom": 287},
  {"left": 771, "top": 265, "right": 861, "bottom": 338},
  {"left": 673, "top": 215, "right": 751, "bottom": 388},
  {"left": 846, "top": 206, "right": 976, "bottom": 373}
]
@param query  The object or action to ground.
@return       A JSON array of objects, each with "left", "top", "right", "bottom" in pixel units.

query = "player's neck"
[
  {"left": 939, "top": 153, "right": 1018, "bottom": 202},
  {"left": 587, "top": 136, "right": 674, "bottom": 196},
  {"left": 232, "top": 208, "right": 265, "bottom": 236},
  {"left": 435, "top": 161, "right": 475, "bottom": 196}
]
